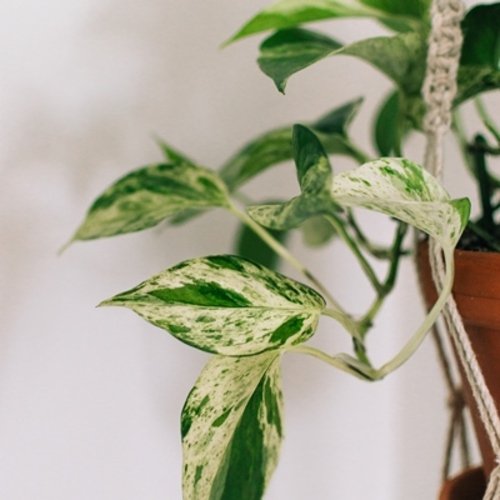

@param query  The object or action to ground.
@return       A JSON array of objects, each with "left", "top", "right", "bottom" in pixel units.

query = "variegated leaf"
[
  {"left": 248, "top": 125, "right": 339, "bottom": 230},
  {"left": 71, "top": 163, "right": 229, "bottom": 241},
  {"left": 331, "top": 158, "right": 470, "bottom": 247},
  {"left": 182, "top": 352, "right": 283, "bottom": 500},
  {"left": 101, "top": 255, "right": 325, "bottom": 355}
]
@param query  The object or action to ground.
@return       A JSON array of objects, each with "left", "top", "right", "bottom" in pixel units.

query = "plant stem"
[
  {"left": 228, "top": 202, "right": 346, "bottom": 313},
  {"left": 325, "top": 214, "right": 383, "bottom": 293},
  {"left": 375, "top": 245, "right": 454, "bottom": 378},
  {"left": 358, "top": 222, "right": 408, "bottom": 337},
  {"left": 289, "top": 345, "right": 375, "bottom": 381},
  {"left": 475, "top": 97, "right": 500, "bottom": 144}
]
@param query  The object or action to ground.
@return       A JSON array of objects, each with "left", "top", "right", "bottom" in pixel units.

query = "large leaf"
[
  {"left": 248, "top": 125, "right": 339, "bottom": 230},
  {"left": 331, "top": 158, "right": 470, "bottom": 248},
  {"left": 235, "top": 223, "right": 288, "bottom": 271},
  {"left": 225, "top": 0, "right": 374, "bottom": 44},
  {"left": 71, "top": 163, "right": 229, "bottom": 241},
  {"left": 257, "top": 29, "right": 426, "bottom": 94},
  {"left": 101, "top": 255, "right": 325, "bottom": 355},
  {"left": 219, "top": 98, "right": 364, "bottom": 191},
  {"left": 182, "top": 353, "right": 283, "bottom": 500},
  {"left": 258, "top": 28, "right": 342, "bottom": 93}
]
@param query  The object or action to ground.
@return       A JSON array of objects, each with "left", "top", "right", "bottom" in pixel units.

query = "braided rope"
[{"left": 421, "top": 0, "right": 500, "bottom": 496}]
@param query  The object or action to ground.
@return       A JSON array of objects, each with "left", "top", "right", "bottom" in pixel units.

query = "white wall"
[{"left": 0, "top": 1, "right": 487, "bottom": 499}]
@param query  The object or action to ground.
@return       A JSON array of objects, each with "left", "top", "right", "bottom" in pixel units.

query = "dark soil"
[{"left": 456, "top": 224, "right": 500, "bottom": 252}]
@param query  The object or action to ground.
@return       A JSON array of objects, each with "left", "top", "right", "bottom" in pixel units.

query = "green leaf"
[
  {"left": 257, "top": 29, "right": 426, "bottom": 96},
  {"left": 453, "top": 3, "right": 500, "bottom": 104},
  {"left": 248, "top": 125, "right": 339, "bottom": 230},
  {"left": 101, "top": 255, "right": 325, "bottom": 355},
  {"left": 301, "top": 215, "right": 337, "bottom": 246},
  {"left": 258, "top": 28, "right": 341, "bottom": 93},
  {"left": 156, "top": 139, "right": 196, "bottom": 165},
  {"left": 331, "top": 158, "right": 470, "bottom": 247},
  {"left": 342, "top": 32, "right": 426, "bottom": 95},
  {"left": 373, "top": 90, "right": 404, "bottom": 156},
  {"left": 460, "top": 3, "right": 500, "bottom": 70},
  {"left": 219, "top": 98, "right": 364, "bottom": 191},
  {"left": 235, "top": 222, "right": 288, "bottom": 271},
  {"left": 225, "top": 0, "right": 373, "bottom": 45},
  {"left": 182, "top": 352, "right": 283, "bottom": 500},
  {"left": 359, "top": 0, "right": 430, "bottom": 19},
  {"left": 72, "top": 163, "right": 229, "bottom": 241}
]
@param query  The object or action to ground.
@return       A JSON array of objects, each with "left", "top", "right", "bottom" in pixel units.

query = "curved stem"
[
  {"left": 289, "top": 345, "right": 375, "bottom": 381},
  {"left": 475, "top": 97, "right": 500, "bottom": 144},
  {"left": 325, "top": 214, "right": 383, "bottom": 293},
  {"left": 229, "top": 202, "right": 346, "bottom": 314},
  {"left": 375, "top": 245, "right": 454, "bottom": 378},
  {"left": 323, "top": 307, "right": 360, "bottom": 340}
]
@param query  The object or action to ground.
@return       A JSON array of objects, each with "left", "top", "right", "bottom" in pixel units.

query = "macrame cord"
[{"left": 422, "top": 0, "right": 500, "bottom": 497}]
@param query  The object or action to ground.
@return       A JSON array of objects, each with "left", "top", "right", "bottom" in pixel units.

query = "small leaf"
[
  {"left": 331, "top": 158, "right": 470, "bottom": 247},
  {"left": 72, "top": 163, "right": 229, "bottom": 241},
  {"left": 182, "top": 352, "right": 283, "bottom": 500},
  {"left": 248, "top": 125, "right": 339, "bottom": 230},
  {"left": 219, "top": 98, "right": 364, "bottom": 191},
  {"left": 235, "top": 222, "right": 288, "bottom": 271},
  {"left": 101, "top": 255, "right": 325, "bottom": 355},
  {"left": 225, "top": 0, "right": 372, "bottom": 45},
  {"left": 156, "top": 138, "right": 196, "bottom": 165},
  {"left": 258, "top": 28, "right": 341, "bottom": 93},
  {"left": 373, "top": 90, "right": 405, "bottom": 156},
  {"left": 301, "top": 215, "right": 337, "bottom": 247}
]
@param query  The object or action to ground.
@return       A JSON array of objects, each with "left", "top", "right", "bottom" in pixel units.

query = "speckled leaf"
[
  {"left": 72, "top": 163, "right": 229, "bottom": 241},
  {"left": 248, "top": 125, "right": 339, "bottom": 230},
  {"left": 331, "top": 158, "right": 470, "bottom": 247},
  {"left": 258, "top": 28, "right": 341, "bottom": 93},
  {"left": 101, "top": 255, "right": 325, "bottom": 355},
  {"left": 219, "top": 98, "right": 364, "bottom": 191},
  {"left": 225, "top": 0, "right": 373, "bottom": 44},
  {"left": 182, "top": 353, "right": 283, "bottom": 500}
]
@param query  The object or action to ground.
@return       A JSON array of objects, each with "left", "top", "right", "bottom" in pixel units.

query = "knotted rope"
[{"left": 421, "top": 0, "right": 500, "bottom": 497}]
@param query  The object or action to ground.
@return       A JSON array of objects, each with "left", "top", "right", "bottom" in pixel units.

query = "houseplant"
[{"left": 67, "top": 0, "right": 499, "bottom": 498}]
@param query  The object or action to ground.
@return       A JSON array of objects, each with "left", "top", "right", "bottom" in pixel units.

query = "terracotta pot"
[
  {"left": 439, "top": 467, "right": 486, "bottom": 500},
  {"left": 417, "top": 241, "right": 500, "bottom": 479}
]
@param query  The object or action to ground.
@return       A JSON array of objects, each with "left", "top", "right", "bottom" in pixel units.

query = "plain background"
[{"left": 1, "top": 0, "right": 495, "bottom": 498}]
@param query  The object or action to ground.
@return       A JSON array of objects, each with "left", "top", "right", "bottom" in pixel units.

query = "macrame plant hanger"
[{"left": 421, "top": 0, "right": 500, "bottom": 497}]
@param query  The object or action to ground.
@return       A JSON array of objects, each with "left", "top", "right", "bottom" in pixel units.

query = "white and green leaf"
[
  {"left": 182, "top": 352, "right": 283, "bottom": 500},
  {"left": 71, "top": 163, "right": 229, "bottom": 242},
  {"left": 248, "top": 125, "right": 340, "bottom": 230},
  {"left": 101, "top": 255, "right": 325, "bottom": 355},
  {"left": 331, "top": 158, "right": 470, "bottom": 248}
]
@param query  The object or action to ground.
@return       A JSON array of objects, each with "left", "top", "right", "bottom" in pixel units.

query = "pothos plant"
[{"left": 67, "top": 1, "right": 500, "bottom": 498}]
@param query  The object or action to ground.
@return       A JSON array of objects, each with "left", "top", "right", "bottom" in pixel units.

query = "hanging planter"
[
  {"left": 417, "top": 240, "right": 500, "bottom": 480},
  {"left": 439, "top": 467, "right": 486, "bottom": 500}
]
